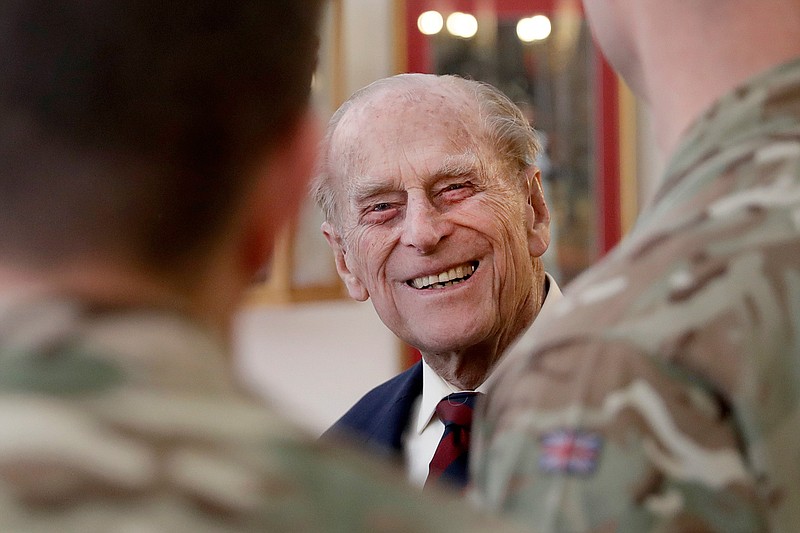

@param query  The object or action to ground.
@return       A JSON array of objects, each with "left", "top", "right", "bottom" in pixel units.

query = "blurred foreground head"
[{"left": 0, "top": 0, "right": 324, "bottom": 327}]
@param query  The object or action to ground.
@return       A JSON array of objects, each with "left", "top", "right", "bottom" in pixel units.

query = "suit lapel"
[{"left": 369, "top": 361, "right": 423, "bottom": 453}]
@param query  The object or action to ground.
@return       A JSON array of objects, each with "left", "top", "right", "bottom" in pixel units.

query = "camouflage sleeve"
[
  {"left": 269, "top": 434, "right": 530, "bottom": 533},
  {"left": 469, "top": 120, "right": 800, "bottom": 531},
  {"left": 470, "top": 336, "right": 772, "bottom": 532},
  {"left": 0, "top": 301, "right": 529, "bottom": 532},
  {"left": 0, "top": 370, "right": 526, "bottom": 533}
]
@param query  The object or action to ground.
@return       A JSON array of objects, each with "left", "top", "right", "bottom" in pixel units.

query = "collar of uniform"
[
  {"left": 0, "top": 287, "right": 233, "bottom": 393},
  {"left": 648, "top": 56, "right": 800, "bottom": 216}
]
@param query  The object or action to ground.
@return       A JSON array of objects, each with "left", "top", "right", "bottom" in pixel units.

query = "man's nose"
[{"left": 400, "top": 196, "right": 452, "bottom": 253}]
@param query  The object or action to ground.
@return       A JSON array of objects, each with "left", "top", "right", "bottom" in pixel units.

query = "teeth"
[{"left": 409, "top": 263, "right": 476, "bottom": 290}]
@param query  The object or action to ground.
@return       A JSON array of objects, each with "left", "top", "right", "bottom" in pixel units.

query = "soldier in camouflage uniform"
[
  {"left": 471, "top": 0, "right": 800, "bottom": 531},
  {"left": 0, "top": 1, "right": 522, "bottom": 531}
]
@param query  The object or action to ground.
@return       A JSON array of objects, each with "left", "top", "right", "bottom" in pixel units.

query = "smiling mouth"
[{"left": 406, "top": 262, "right": 478, "bottom": 290}]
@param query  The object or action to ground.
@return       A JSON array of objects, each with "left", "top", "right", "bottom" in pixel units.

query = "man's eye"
[
  {"left": 439, "top": 182, "right": 474, "bottom": 198},
  {"left": 371, "top": 202, "right": 392, "bottom": 212}
]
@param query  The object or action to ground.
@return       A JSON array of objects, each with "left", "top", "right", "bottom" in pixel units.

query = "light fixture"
[
  {"left": 446, "top": 12, "right": 478, "bottom": 39},
  {"left": 417, "top": 10, "right": 444, "bottom": 35},
  {"left": 517, "top": 14, "right": 552, "bottom": 43}
]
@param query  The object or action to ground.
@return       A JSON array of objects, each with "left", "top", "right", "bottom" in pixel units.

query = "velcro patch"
[{"left": 539, "top": 429, "right": 602, "bottom": 475}]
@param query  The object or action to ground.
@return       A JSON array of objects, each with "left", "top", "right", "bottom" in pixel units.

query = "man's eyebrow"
[
  {"left": 346, "top": 152, "right": 481, "bottom": 203},
  {"left": 348, "top": 176, "right": 399, "bottom": 204},
  {"left": 432, "top": 153, "right": 481, "bottom": 178}
]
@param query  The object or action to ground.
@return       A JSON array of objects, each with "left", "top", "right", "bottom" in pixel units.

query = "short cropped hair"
[
  {"left": 312, "top": 74, "right": 540, "bottom": 230},
  {"left": 0, "top": 0, "right": 324, "bottom": 271}
]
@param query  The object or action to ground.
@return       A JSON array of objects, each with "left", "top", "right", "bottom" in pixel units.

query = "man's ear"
[
  {"left": 240, "top": 111, "right": 320, "bottom": 279},
  {"left": 524, "top": 166, "right": 551, "bottom": 258},
  {"left": 321, "top": 221, "right": 369, "bottom": 302}
]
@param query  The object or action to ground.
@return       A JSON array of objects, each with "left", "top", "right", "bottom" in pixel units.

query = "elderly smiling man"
[{"left": 313, "top": 73, "right": 561, "bottom": 490}]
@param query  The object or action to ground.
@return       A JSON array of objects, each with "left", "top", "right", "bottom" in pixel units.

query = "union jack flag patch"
[{"left": 539, "top": 429, "right": 602, "bottom": 475}]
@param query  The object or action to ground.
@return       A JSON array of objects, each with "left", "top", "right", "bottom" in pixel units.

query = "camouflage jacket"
[
  {"left": 471, "top": 57, "right": 800, "bottom": 532},
  {"left": 0, "top": 290, "right": 521, "bottom": 532}
]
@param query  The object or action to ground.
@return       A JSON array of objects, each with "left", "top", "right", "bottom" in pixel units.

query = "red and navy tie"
[{"left": 425, "top": 391, "right": 482, "bottom": 490}]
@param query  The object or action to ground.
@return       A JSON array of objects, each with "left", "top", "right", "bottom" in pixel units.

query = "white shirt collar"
[
  {"left": 414, "top": 359, "right": 493, "bottom": 435},
  {"left": 537, "top": 272, "right": 562, "bottom": 321}
]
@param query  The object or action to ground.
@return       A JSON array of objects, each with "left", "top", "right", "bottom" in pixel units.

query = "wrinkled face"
[{"left": 326, "top": 84, "right": 545, "bottom": 354}]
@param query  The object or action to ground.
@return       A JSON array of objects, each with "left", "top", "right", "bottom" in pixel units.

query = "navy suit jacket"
[{"left": 323, "top": 361, "right": 422, "bottom": 459}]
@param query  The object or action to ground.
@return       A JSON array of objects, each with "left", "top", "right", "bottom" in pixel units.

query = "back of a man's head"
[{"left": 0, "top": 0, "right": 323, "bottom": 274}]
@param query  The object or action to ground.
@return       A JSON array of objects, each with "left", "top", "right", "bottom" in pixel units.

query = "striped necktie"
[{"left": 425, "top": 391, "right": 482, "bottom": 490}]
